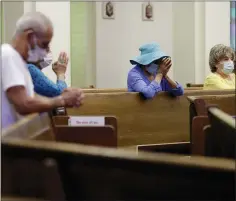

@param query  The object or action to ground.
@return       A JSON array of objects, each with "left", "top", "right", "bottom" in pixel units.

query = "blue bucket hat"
[{"left": 130, "top": 43, "right": 168, "bottom": 65}]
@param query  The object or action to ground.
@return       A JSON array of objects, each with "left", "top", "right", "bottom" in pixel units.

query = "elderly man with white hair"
[{"left": 1, "top": 12, "right": 84, "bottom": 129}]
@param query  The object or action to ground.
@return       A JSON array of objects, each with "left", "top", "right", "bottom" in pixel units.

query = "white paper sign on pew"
[{"left": 68, "top": 116, "right": 105, "bottom": 126}]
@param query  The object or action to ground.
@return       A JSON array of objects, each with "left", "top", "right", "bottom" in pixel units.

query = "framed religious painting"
[
  {"left": 142, "top": 2, "right": 154, "bottom": 21},
  {"left": 102, "top": 1, "right": 115, "bottom": 19}
]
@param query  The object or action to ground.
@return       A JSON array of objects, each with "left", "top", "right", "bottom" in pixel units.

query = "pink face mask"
[
  {"left": 39, "top": 52, "right": 53, "bottom": 69},
  {"left": 27, "top": 36, "right": 47, "bottom": 63}
]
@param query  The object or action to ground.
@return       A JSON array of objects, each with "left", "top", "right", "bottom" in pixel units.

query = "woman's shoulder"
[
  {"left": 28, "top": 63, "right": 40, "bottom": 71},
  {"left": 27, "top": 64, "right": 45, "bottom": 80},
  {"left": 230, "top": 73, "right": 235, "bottom": 79},
  {"left": 203, "top": 73, "right": 221, "bottom": 87},
  {"left": 128, "top": 65, "right": 142, "bottom": 76},
  {"left": 205, "top": 73, "right": 219, "bottom": 79}
]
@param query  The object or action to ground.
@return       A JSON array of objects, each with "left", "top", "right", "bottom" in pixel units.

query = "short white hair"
[{"left": 14, "top": 11, "right": 53, "bottom": 37}]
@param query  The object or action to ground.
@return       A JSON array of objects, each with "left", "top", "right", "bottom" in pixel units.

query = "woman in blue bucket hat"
[{"left": 127, "top": 43, "right": 184, "bottom": 99}]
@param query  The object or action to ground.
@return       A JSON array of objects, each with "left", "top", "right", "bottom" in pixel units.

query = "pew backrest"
[
  {"left": 83, "top": 88, "right": 127, "bottom": 93},
  {"left": 2, "top": 113, "right": 54, "bottom": 141},
  {"left": 53, "top": 116, "right": 118, "bottom": 147},
  {"left": 186, "top": 83, "right": 204, "bottom": 87},
  {"left": 54, "top": 126, "right": 117, "bottom": 147},
  {"left": 2, "top": 140, "right": 65, "bottom": 200},
  {"left": 205, "top": 107, "right": 236, "bottom": 159},
  {"left": 188, "top": 94, "right": 235, "bottom": 116},
  {"left": 53, "top": 116, "right": 117, "bottom": 132},
  {"left": 187, "top": 94, "right": 235, "bottom": 144},
  {"left": 2, "top": 197, "right": 50, "bottom": 201},
  {"left": 67, "top": 90, "right": 235, "bottom": 146},
  {"left": 82, "top": 87, "right": 204, "bottom": 93},
  {"left": 2, "top": 139, "right": 235, "bottom": 200}
]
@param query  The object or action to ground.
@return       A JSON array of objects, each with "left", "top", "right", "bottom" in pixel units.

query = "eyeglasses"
[
  {"left": 35, "top": 33, "right": 50, "bottom": 49},
  {"left": 39, "top": 40, "right": 50, "bottom": 49}
]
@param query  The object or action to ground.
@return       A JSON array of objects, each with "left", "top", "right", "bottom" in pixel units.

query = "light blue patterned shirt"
[{"left": 28, "top": 64, "right": 67, "bottom": 97}]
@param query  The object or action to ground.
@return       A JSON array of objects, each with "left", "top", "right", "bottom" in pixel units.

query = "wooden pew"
[
  {"left": 2, "top": 113, "right": 55, "bottom": 141},
  {"left": 2, "top": 198, "right": 49, "bottom": 201},
  {"left": 137, "top": 142, "right": 190, "bottom": 155},
  {"left": 82, "top": 87, "right": 205, "bottom": 93},
  {"left": 205, "top": 107, "right": 236, "bottom": 159},
  {"left": 2, "top": 139, "right": 235, "bottom": 200},
  {"left": 191, "top": 116, "right": 210, "bottom": 155},
  {"left": 187, "top": 94, "right": 235, "bottom": 155},
  {"left": 83, "top": 88, "right": 127, "bottom": 93},
  {"left": 2, "top": 140, "right": 66, "bottom": 201},
  {"left": 53, "top": 116, "right": 117, "bottom": 131},
  {"left": 53, "top": 115, "right": 117, "bottom": 132},
  {"left": 186, "top": 83, "right": 204, "bottom": 87},
  {"left": 82, "top": 85, "right": 95, "bottom": 89},
  {"left": 52, "top": 116, "right": 117, "bottom": 147},
  {"left": 184, "top": 87, "right": 202, "bottom": 90},
  {"left": 67, "top": 90, "right": 235, "bottom": 146},
  {"left": 188, "top": 94, "right": 235, "bottom": 116},
  {"left": 2, "top": 113, "right": 117, "bottom": 148}
]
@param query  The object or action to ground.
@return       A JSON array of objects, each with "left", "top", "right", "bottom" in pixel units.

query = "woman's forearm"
[
  {"left": 155, "top": 73, "right": 163, "bottom": 84},
  {"left": 165, "top": 75, "right": 178, "bottom": 89},
  {"left": 57, "top": 74, "right": 66, "bottom": 82}
]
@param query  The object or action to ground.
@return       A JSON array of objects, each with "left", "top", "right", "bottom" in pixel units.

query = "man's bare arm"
[{"left": 7, "top": 86, "right": 65, "bottom": 115}]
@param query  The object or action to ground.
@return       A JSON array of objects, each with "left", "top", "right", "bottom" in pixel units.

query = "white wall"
[
  {"left": 204, "top": 2, "right": 230, "bottom": 76},
  {"left": 95, "top": 2, "right": 173, "bottom": 88},
  {"left": 36, "top": 2, "right": 71, "bottom": 86},
  {"left": 2, "top": 1, "right": 24, "bottom": 43},
  {"left": 172, "top": 2, "right": 195, "bottom": 86},
  {"left": 194, "top": 2, "right": 206, "bottom": 84},
  {"left": 24, "top": 2, "right": 35, "bottom": 13}
]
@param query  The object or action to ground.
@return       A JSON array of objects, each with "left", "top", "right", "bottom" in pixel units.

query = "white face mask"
[
  {"left": 39, "top": 52, "right": 53, "bottom": 69},
  {"left": 27, "top": 36, "right": 47, "bottom": 63},
  {"left": 222, "top": 61, "right": 234, "bottom": 75}
]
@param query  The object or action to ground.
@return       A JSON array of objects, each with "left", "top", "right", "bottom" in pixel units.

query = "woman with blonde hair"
[{"left": 204, "top": 44, "right": 235, "bottom": 90}]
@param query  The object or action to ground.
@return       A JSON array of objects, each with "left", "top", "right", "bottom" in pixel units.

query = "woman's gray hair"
[
  {"left": 209, "top": 44, "right": 235, "bottom": 73},
  {"left": 14, "top": 12, "right": 53, "bottom": 37}
]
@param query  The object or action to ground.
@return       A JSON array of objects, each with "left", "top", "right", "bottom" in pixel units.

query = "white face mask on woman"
[
  {"left": 222, "top": 60, "right": 234, "bottom": 75},
  {"left": 39, "top": 52, "right": 53, "bottom": 69},
  {"left": 27, "top": 36, "right": 47, "bottom": 63}
]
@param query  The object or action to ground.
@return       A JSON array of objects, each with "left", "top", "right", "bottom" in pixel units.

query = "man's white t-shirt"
[{"left": 1, "top": 44, "right": 34, "bottom": 129}]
